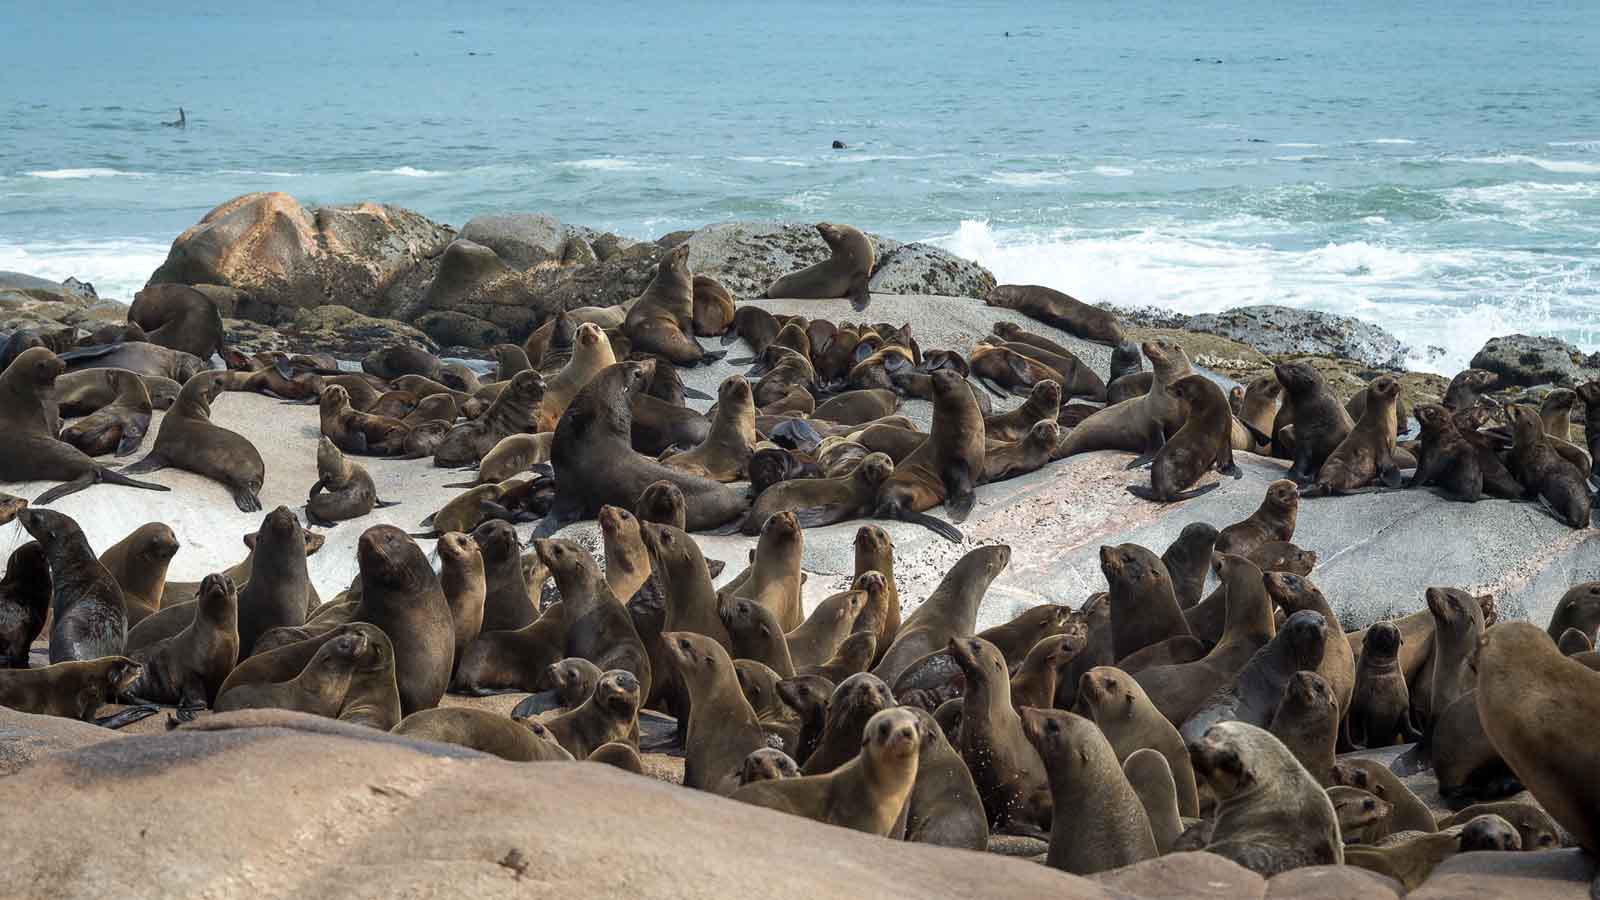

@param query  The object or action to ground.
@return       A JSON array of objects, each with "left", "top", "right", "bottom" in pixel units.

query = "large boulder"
[
  {"left": 1470, "top": 334, "right": 1586, "bottom": 388},
  {"left": 0, "top": 708, "right": 120, "bottom": 776},
  {"left": 458, "top": 213, "right": 566, "bottom": 269},
  {"left": 145, "top": 192, "right": 455, "bottom": 323},
  {"left": 1184, "top": 305, "right": 1409, "bottom": 370},
  {"left": 868, "top": 241, "right": 997, "bottom": 298}
]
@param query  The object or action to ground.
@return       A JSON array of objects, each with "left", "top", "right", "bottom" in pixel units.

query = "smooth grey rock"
[
  {"left": 1471, "top": 334, "right": 1583, "bottom": 387},
  {"left": 459, "top": 213, "right": 565, "bottom": 269},
  {"left": 1185, "top": 305, "right": 1409, "bottom": 369}
]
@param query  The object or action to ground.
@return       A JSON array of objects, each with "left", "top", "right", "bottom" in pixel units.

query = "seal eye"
[{"left": 1046, "top": 720, "right": 1060, "bottom": 734}]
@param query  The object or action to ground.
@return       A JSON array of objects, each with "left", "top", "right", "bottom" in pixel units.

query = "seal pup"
[
  {"left": 952, "top": 635, "right": 1051, "bottom": 831},
  {"left": 873, "top": 369, "right": 983, "bottom": 530},
  {"left": 0, "top": 542, "right": 51, "bottom": 668},
  {"left": 1266, "top": 670, "right": 1339, "bottom": 785},
  {"left": 785, "top": 588, "right": 866, "bottom": 670},
  {"left": 543, "top": 669, "right": 643, "bottom": 758},
  {"left": 660, "top": 375, "right": 756, "bottom": 482},
  {"left": 537, "top": 361, "right": 744, "bottom": 534},
  {"left": 1300, "top": 375, "right": 1404, "bottom": 495},
  {"left": 124, "top": 370, "right": 264, "bottom": 511},
  {"left": 533, "top": 323, "right": 615, "bottom": 432},
  {"left": 392, "top": 708, "right": 573, "bottom": 761},
  {"left": 983, "top": 379, "right": 1061, "bottom": 443},
  {"left": 763, "top": 223, "right": 875, "bottom": 311},
  {"left": 1054, "top": 340, "right": 1192, "bottom": 459},
  {"left": 0, "top": 348, "right": 168, "bottom": 503},
  {"left": 983, "top": 285, "right": 1124, "bottom": 344},
  {"left": 1215, "top": 479, "right": 1298, "bottom": 558},
  {"left": 1189, "top": 720, "right": 1343, "bottom": 874},
  {"left": 232, "top": 507, "right": 311, "bottom": 658},
  {"left": 1127, "top": 373, "right": 1241, "bottom": 502},
  {"left": 1074, "top": 666, "right": 1200, "bottom": 817},
  {"left": 58, "top": 368, "right": 152, "bottom": 457},
  {"left": 536, "top": 538, "right": 652, "bottom": 698},
  {"left": 447, "top": 432, "right": 553, "bottom": 487},
  {"left": 872, "top": 545, "right": 1010, "bottom": 686},
  {"left": 1507, "top": 403, "right": 1592, "bottom": 527},
  {"left": 214, "top": 629, "right": 367, "bottom": 717},
  {"left": 1332, "top": 759, "right": 1438, "bottom": 835},
  {"left": 0, "top": 656, "right": 142, "bottom": 724},
  {"left": 643, "top": 521, "right": 732, "bottom": 648},
  {"left": 900, "top": 706, "right": 988, "bottom": 849},
  {"left": 121, "top": 573, "right": 238, "bottom": 720},
  {"left": 1181, "top": 608, "right": 1329, "bottom": 743},
  {"left": 1262, "top": 572, "right": 1355, "bottom": 717},
  {"left": 1021, "top": 708, "right": 1157, "bottom": 873},
  {"left": 17, "top": 508, "right": 127, "bottom": 663},
  {"left": 1273, "top": 362, "right": 1353, "bottom": 484},
  {"left": 801, "top": 672, "right": 895, "bottom": 775},
  {"left": 739, "top": 451, "right": 895, "bottom": 534},
  {"left": 0, "top": 493, "right": 26, "bottom": 525},
  {"left": 474, "top": 520, "right": 536, "bottom": 632},
  {"left": 1161, "top": 522, "right": 1219, "bottom": 609},
  {"left": 663, "top": 630, "right": 769, "bottom": 794},
  {"left": 306, "top": 437, "right": 398, "bottom": 526},
  {"left": 1099, "top": 542, "right": 1192, "bottom": 662},
  {"left": 432, "top": 370, "right": 544, "bottom": 467},
  {"left": 91, "top": 522, "right": 178, "bottom": 628},
  {"left": 624, "top": 244, "right": 723, "bottom": 366},
  {"left": 738, "top": 747, "right": 801, "bottom": 785},
  {"left": 732, "top": 706, "right": 921, "bottom": 835}
]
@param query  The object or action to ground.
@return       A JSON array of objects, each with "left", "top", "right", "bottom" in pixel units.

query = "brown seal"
[
  {"left": 1215, "top": 479, "right": 1298, "bottom": 556},
  {"left": 1231, "top": 374, "right": 1283, "bottom": 453},
  {"left": 59, "top": 368, "right": 153, "bottom": 458},
  {"left": 1327, "top": 785, "right": 1392, "bottom": 844},
  {"left": 447, "top": 432, "right": 553, "bottom": 487},
  {"left": 812, "top": 389, "right": 899, "bottom": 426},
  {"left": 588, "top": 741, "right": 645, "bottom": 773},
  {"left": 535, "top": 538, "right": 652, "bottom": 699},
  {"left": 1021, "top": 708, "right": 1157, "bottom": 873},
  {"left": 433, "top": 370, "right": 545, "bottom": 467},
  {"left": 750, "top": 346, "right": 817, "bottom": 407},
  {"left": 1105, "top": 341, "right": 1150, "bottom": 405},
  {"left": 1273, "top": 362, "right": 1354, "bottom": 484},
  {"left": 692, "top": 274, "right": 737, "bottom": 336},
  {"left": 1439, "top": 801, "right": 1560, "bottom": 851},
  {"left": 636, "top": 479, "right": 689, "bottom": 531},
  {"left": 983, "top": 285, "right": 1124, "bottom": 344},
  {"left": 120, "top": 573, "right": 239, "bottom": 719},
  {"left": 902, "top": 706, "right": 989, "bottom": 849},
  {"left": 739, "top": 747, "right": 801, "bottom": 785},
  {"left": 977, "top": 602, "right": 1079, "bottom": 666},
  {"left": 1301, "top": 375, "right": 1404, "bottom": 495},
  {"left": 1054, "top": 340, "right": 1193, "bottom": 459},
  {"left": 96, "top": 521, "right": 179, "bottom": 625},
  {"left": 214, "top": 627, "right": 369, "bottom": 717},
  {"left": 318, "top": 384, "right": 409, "bottom": 456},
  {"left": 1123, "top": 748, "right": 1184, "bottom": 854},
  {"left": 661, "top": 375, "right": 756, "bottom": 482},
  {"left": 230, "top": 506, "right": 312, "bottom": 657},
  {"left": 982, "top": 420, "right": 1061, "bottom": 484},
  {"left": 1127, "top": 373, "right": 1241, "bottom": 502},
  {"left": 799, "top": 672, "right": 895, "bottom": 775},
  {"left": 1547, "top": 581, "right": 1600, "bottom": 643},
  {"left": 474, "top": 520, "right": 535, "bottom": 632},
  {"left": 728, "top": 510, "right": 805, "bottom": 630},
  {"left": 1188, "top": 720, "right": 1343, "bottom": 874},
  {"left": 1266, "top": 670, "right": 1338, "bottom": 785},
  {"left": 983, "top": 379, "right": 1061, "bottom": 443},
  {"left": 800, "top": 630, "right": 876, "bottom": 682},
  {"left": 0, "top": 542, "right": 50, "bottom": 668},
  {"left": 1406, "top": 403, "right": 1524, "bottom": 501},
  {"left": 413, "top": 483, "right": 505, "bottom": 539},
  {"left": 951, "top": 635, "right": 1051, "bottom": 831},
  {"left": 362, "top": 345, "right": 441, "bottom": 381},
  {"left": 449, "top": 601, "right": 566, "bottom": 695},
  {"left": 1262, "top": 572, "right": 1355, "bottom": 718},
  {"left": 0, "top": 656, "right": 141, "bottom": 723},
  {"left": 872, "top": 545, "right": 1010, "bottom": 685},
  {"left": 1332, "top": 759, "right": 1437, "bottom": 835},
  {"left": 720, "top": 594, "right": 795, "bottom": 677},
  {"left": 969, "top": 344, "right": 1066, "bottom": 398},
  {"left": 128, "top": 284, "right": 226, "bottom": 359},
  {"left": 124, "top": 370, "right": 264, "bottom": 511},
  {"left": 740, "top": 451, "right": 895, "bottom": 533},
  {"left": 1099, "top": 542, "right": 1192, "bottom": 662},
  {"left": 762, "top": 223, "right": 875, "bottom": 311},
  {"left": 722, "top": 304, "right": 781, "bottom": 353},
  {"left": 624, "top": 244, "right": 722, "bottom": 365},
  {"left": 1414, "top": 585, "right": 1487, "bottom": 729},
  {"left": 392, "top": 708, "right": 573, "bottom": 761},
  {"left": 643, "top": 522, "right": 732, "bottom": 647},
  {"left": 534, "top": 323, "right": 615, "bottom": 432},
  {"left": 537, "top": 361, "right": 744, "bottom": 535},
  {"left": 543, "top": 668, "right": 643, "bottom": 758},
  {"left": 598, "top": 504, "right": 651, "bottom": 602},
  {"left": 662, "top": 630, "right": 769, "bottom": 793},
  {"left": 0, "top": 349, "right": 169, "bottom": 504},
  {"left": 853, "top": 527, "right": 900, "bottom": 644},
  {"left": 17, "top": 508, "right": 127, "bottom": 663},
  {"left": 874, "top": 369, "right": 984, "bottom": 527},
  {"left": 731, "top": 706, "right": 921, "bottom": 835},
  {"left": 306, "top": 437, "right": 399, "bottom": 526},
  {"left": 987, "top": 338, "right": 1107, "bottom": 402},
  {"left": 786, "top": 588, "right": 867, "bottom": 669},
  {"left": 403, "top": 392, "right": 457, "bottom": 426},
  {"left": 1009, "top": 630, "right": 1089, "bottom": 708},
  {"left": 1507, "top": 402, "right": 1592, "bottom": 527},
  {"left": 1074, "top": 666, "right": 1200, "bottom": 817},
  {"left": 1162, "top": 522, "right": 1219, "bottom": 609}
]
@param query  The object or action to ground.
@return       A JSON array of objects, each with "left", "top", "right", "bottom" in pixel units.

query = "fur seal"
[
  {"left": 433, "top": 370, "right": 544, "bottom": 467},
  {"left": 1188, "top": 720, "right": 1343, "bottom": 874},
  {"left": 58, "top": 368, "right": 152, "bottom": 457},
  {"left": 120, "top": 573, "right": 238, "bottom": 719},
  {"left": 96, "top": 522, "right": 178, "bottom": 625},
  {"left": 1009, "top": 630, "right": 1088, "bottom": 708},
  {"left": 872, "top": 545, "right": 1010, "bottom": 685},
  {"left": 874, "top": 369, "right": 984, "bottom": 528},
  {"left": 125, "top": 371, "right": 264, "bottom": 511},
  {"left": 1300, "top": 375, "right": 1404, "bottom": 495},
  {"left": 214, "top": 628, "right": 368, "bottom": 717},
  {"left": 1055, "top": 340, "right": 1192, "bottom": 459},
  {"left": 662, "top": 630, "right": 769, "bottom": 793},
  {"left": 362, "top": 345, "right": 440, "bottom": 381},
  {"left": 1216, "top": 480, "right": 1298, "bottom": 559},
  {"left": 543, "top": 668, "right": 643, "bottom": 758},
  {"left": 307, "top": 437, "right": 398, "bottom": 526},
  {"left": 58, "top": 341, "right": 205, "bottom": 383},
  {"left": 1439, "top": 801, "right": 1560, "bottom": 850},
  {"left": 983, "top": 285, "right": 1124, "bottom": 344},
  {"left": 740, "top": 451, "right": 895, "bottom": 534},
  {"left": 762, "top": 223, "right": 875, "bottom": 311},
  {"left": 624, "top": 244, "right": 722, "bottom": 365},
  {"left": 1127, "top": 373, "right": 1241, "bottom": 501},
  {"left": 1020, "top": 708, "right": 1157, "bottom": 872},
  {"left": 1507, "top": 403, "right": 1592, "bottom": 527},
  {"left": 392, "top": 708, "right": 573, "bottom": 761},
  {"left": 983, "top": 379, "right": 1061, "bottom": 443},
  {"left": 127, "top": 284, "right": 225, "bottom": 359},
  {"left": 538, "top": 361, "right": 744, "bottom": 534},
  {"left": 449, "top": 601, "right": 566, "bottom": 696},
  {"left": 951, "top": 635, "right": 1051, "bottom": 830},
  {"left": 800, "top": 672, "right": 895, "bottom": 775},
  {"left": 534, "top": 323, "right": 614, "bottom": 432},
  {"left": 231, "top": 507, "right": 311, "bottom": 657},
  {"left": 449, "top": 432, "right": 553, "bottom": 487},
  {"left": 1266, "top": 670, "right": 1338, "bottom": 785},
  {"left": 981, "top": 420, "right": 1060, "bottom": 483},
  {"left": 16, "top": 508, "right": 127, "bottom": 662},
  {"left": 732, "top": 706, "right": 921, "bottom": 835},
  {"left": 1262, "top": 572, "right": 1355, "bottom": 717},
  {"left": 1122, "top": 748, "right": 1184, "bottom": 854},
  {"left": 739, "top": 747, "right": 801, "bottom": 785},
  {"left": 1181, "top": 608, "right": 1329, "bottom": 743},
  {"left": 1163, "top": 522, "right": 1219, "bottom": 609},
  {"left": 1100, "top": 542, "right": 1191, "bottom": 662},
  {"left": 1547, "top": 581, "right": 1600, "bottom": 643},
  {"left": 691, "top": 274, "right": 736, "bottom": 336},
  {"left": 0, "top": 542, "right": 50, "bottom": 668},
  {"left": 474, "top": 521, "right": 535, "bottom": 632},
  {"left": 0, "top": 349, "right": 168, "bottom": 503},
  {"left": 1332, "top": 758, "right": 1437, "bottom": 835},
  {"left": 786, "top": 588, "right": 866, "bottom": 670},
  {"left": 853, "top": 527, "right": 900, "bottom": 641},
  {"left": 661, "top": 375, "right": 756, "bottom": 482},
  {"left": 730, "top": 510, "right": 805, "bottom": 630},
  {"left": 0, "top": 656, "right": 141, "bottom": 723},
  {"left": 812, "top": 389, "right": 899, "bottom": 427},
  {"left": 1273, "top": 362, "right": 1354, "bottom": 483},
  {"left": 537, "top": 538, "right": 652, "bottom": 698},
  {"left": 1074, "top": 666, "right": 1200, "bottom": 817},
  {"left": 900, "top": 705, "right": 988, "bottom": 848},
  {"left": 1414, "top": 585, "right": 1487, "bottom": 729},
  {"left": 643, "top": 522, "right": 732, "bottom": 648}
]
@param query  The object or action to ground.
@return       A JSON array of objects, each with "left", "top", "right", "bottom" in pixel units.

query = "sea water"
[{"left": 3, "top": 0, "right": 1598, "bottom": 372}]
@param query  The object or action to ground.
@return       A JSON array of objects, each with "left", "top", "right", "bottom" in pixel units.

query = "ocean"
[{"left": 3, "top": 0, "right": 1598, "bottom": 373}]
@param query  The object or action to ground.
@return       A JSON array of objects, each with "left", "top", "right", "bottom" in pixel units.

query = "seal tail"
[
  {"left": 882, "top": 507, "right": 963, "bottom": 543},
  {"left": 374, "top": 499, "right": 401, "bottom": 509},
  {"left": 94, "top": 705, "right": 163, "bottom": 729}
]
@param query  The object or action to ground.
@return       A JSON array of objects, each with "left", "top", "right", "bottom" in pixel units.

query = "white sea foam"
[
  {"left": 1363, "top": 138, "right": 1418, "bottom": 145},
  {"left": 1459, "top": 155, "right": 1600, "bottom": 174},
  {"left": 560, "top": 158, "right": 647, "bottom": 172},
  {"left": 219, "top": 169, "right": 301, "bottom": 178},
  {"left": 0, "top": 238, "right": 170, "bottom": 303},
  {"left": 1092, "top": 166, "right": 1135, "bottom": 177},
  {"left": 984, "top": 171, "right": 1072, "bottom": 186},
  {"left": 1276, "top": 142, "right": 1322, "bottom": 148},
  {"left": 25, "top": 168, "right": 145, "bottom": 180},
  {"left": 732, "top": 156, "right": 808, "bottom": 167},
  {"left": 933, "top": 219, "right": 1599, "bottom": 375},
  {"left": 366, "top": 166, "right": 448, "bottom": 177}
]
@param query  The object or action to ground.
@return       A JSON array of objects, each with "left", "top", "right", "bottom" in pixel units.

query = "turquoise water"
[{"left": 3, "top": 0, "right": 1599, "bottom": 371}]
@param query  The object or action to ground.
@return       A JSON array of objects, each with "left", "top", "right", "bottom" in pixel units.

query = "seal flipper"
[
  {"left": 305, "top": 509, "right": 336, "bottom": 528},
  {"left": 680, "top": 385, "right": 714, "bottom": 401},
  {"left": 374, "top": 498, "right": 401, "bottom": 509},
  {"left": 942, "top": 461, "right": 977, "bottom": 523},
  {"left": 790, "top": 505, "right": 846, "bottom": 529},
  {"left": 848, "top": 279, "right": 871, "bottom": 313},
  {"left": 35, "top": 467, "right": 171, "bottom": 505},
  {"left": 530, "top": 507, "right": 582, "bottom": 539},
  {"left": 1125, "top": 453, "right": 1157, "bottom": 470},
  {"left": 978, "top": 378, "right": 1009, "bottom": 400},
  {"left": 94, "top": 704, "right": 162, "bottom": 729},
  {"left": 705, "top": 558, "right": 726, "bottom": 579},
  {"left": 1377, "top": 459, "right": 1404, "bottom": 489},
  {"left": 1239, "top": 418, "right": 1273, "bottom": 447},
  {"left": 510, "top": 689, "right": 563, "bottom": 718},
  {"left": 696, "top": 350, "right": 728, "bottom": 367},
  {"left": 724, "top": 356, "right": 756, "bottom": 366},
  {"left": 121, "top": 451, "right": 170, "bottom": 475},
  {"left": 308, "top": 478, "right": 327, "bottom": 499},
  {"left": 231, "top": 487, "right": 262, "bottom": 513},
  {"left": 719, "top": 331, "right": 742, "bottom": 347}
]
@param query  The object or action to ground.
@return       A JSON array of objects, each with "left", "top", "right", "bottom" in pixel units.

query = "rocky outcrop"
[
  {"left": 278, "top": 305, "right": 434, "bottom": 356},
  {"left": 1184, "top": 305, "right": 1409, "bottom": 370},
  {"left": 0, "top": 272, "right": 125, "bottom": 333},
  {"left": 867, "top": 241, "right": 997, "bottom": 298},
  {"left": 1470, "top": 334, "right": 1587, "bottom": 387},
  {"left": 145, "top": 192, "right": 456, "bottom": 323}
]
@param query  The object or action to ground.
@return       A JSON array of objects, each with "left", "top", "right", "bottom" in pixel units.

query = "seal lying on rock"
[{"left": 763, "top": 223, "right": 875, "bottom": 312}]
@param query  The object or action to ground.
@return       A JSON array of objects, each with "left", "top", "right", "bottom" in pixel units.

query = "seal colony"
[{"left": 6, "top": 218, "right": 1600, "bottom": 896}]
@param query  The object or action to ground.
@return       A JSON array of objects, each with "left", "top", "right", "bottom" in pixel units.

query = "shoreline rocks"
[{"left": 1183, "top": 304, "right": 1411, "bottom": 370}]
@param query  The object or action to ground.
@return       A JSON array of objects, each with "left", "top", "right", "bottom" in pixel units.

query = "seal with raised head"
[
  {"left": 663, "top": 630, "right": 769, "bottom": 793},
  {"left": 983, "top": 285, "right": 1124, "bottom": 345},
  {"left": 0, "top": 348, "right": 169, "bottom": 504},
  {"left": 1074, "top": 666, "right": 1200, "bottom": 817},
  {"left": 543, "top": 668, "right": 643, "bottom": 758},
  {"left": 307, "top": 437, "right": 399, "bottom": 526},
  {"left": 0, "top": 542, "right": 50, "bottom": 668},
  {"left": 983, "top": 379, "right": 1061, "bottom": 443},
  {"left": 1507, "top": 402, "right": 1593, "bottom": 527},
  {"left": 128, "top": 283, "right": 226, "bottom": 359},
  {"left": 1300, "top": 375, "right": 1404, "bottom": 495},
  {"left": 661, "top": 375, "right": 756, "bottom": 482},
  {"left": 1054, "top": 340, "right": 1193, "bottom": 459},
  {"left": 952, "top": 635, "right": 1051, "bottom": 831},
  {"left": 1127, "top": 373, "right": 1241, "bottom": 502},
  {"left": 1022, "top": 708, "right": 1157, "bottom": 873},
  {"left": 120, "top": 572, "right": 239, "bottom": 720},
  {"left": 624, "top": 244, "right": 724, "bottom": 366},
  {"left": 1181, "top": 608, "right": 1330, "bottom": 743},
  {"left": 537, "top": 361, "right": 745, "bottom": 535},
  {"left": 124, "top": 370, "right": 264, "bottom": 511},
  {"left": 1099, "top": 542, "right": 1191, "bottom": 662},
  {"left": 96, "top": 521, "right": 178, "bottom": 626},
  {"left": 1266, "top": 670, "right": 1339, "bottom": 785},
  {"left": 474, "top": 520, "right": 535, "bottom": 632},
  {"left": 740, "top": 451, "right": 896, "bottom": 534},
  {"left": 762, "top": 223, "right": 875, "bottom": 311},
  {"left": 232, "top": 506, "right": 312, "bottom": 658},
  {"left": 1273, "top": 362, "right": 1354, "bottom": 484},
  {"left": 533, "top": 323, "right": 614, "bottom": 432},
  {"left": 58, "top": 368, "right": 153, "bottom": 458},
  {"left": 872, "top": 545, "right": 1011, "bottom": 686},
  {"left": 874, "top": 369, "right": 984, "bottom": 528},
  {"left": 432, "top": 370, "right": 545, "bottom": 467},
  {"left": 17, "top": 508, "right": 127, "bottom": 663},
  {"left": 1262, "top": 571, "right": 1355, "bottom": 717},
  {"left": 1188, "top": 720, "right": 1344, "bottom": 875},
  {"left": 1162, "top": 522, "right": 1219, "bottom": 609},
  {"left": 537, "top": 538, "right": 653, "bottom": 698},
  {"left": 214, "top": 628, "right": 369, "bottom": 717}
]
